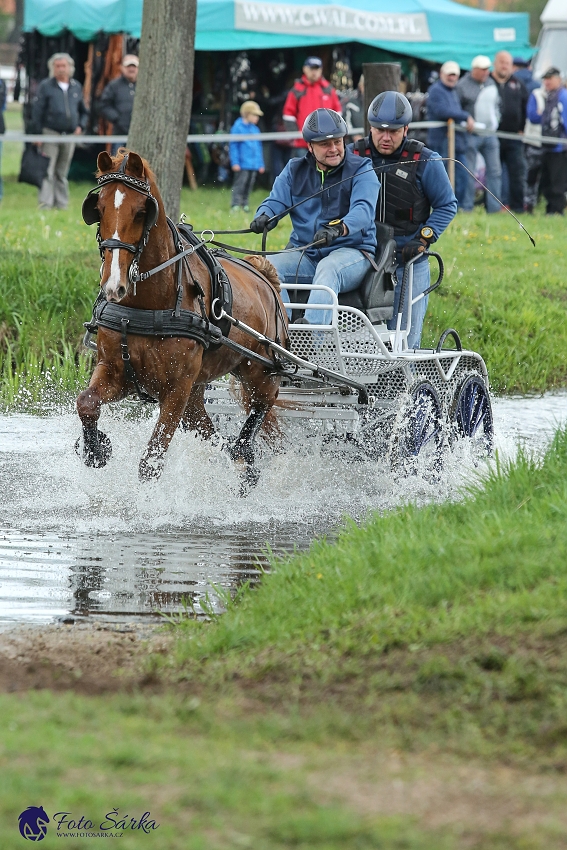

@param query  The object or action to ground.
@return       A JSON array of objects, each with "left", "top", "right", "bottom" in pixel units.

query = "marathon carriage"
[
  {"left": 204, "top": 241, "right": 493, "bottom": 470},
  {"left": 78, "top": 149, "right": 493, "bottom": 487}
]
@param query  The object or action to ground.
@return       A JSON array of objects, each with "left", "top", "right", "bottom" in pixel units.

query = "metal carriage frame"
[{"left": 205, "top": 254, "right": 494, "bottom": 467}]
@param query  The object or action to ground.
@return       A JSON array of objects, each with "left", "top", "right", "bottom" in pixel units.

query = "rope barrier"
[{"left": 5, "top": 121, "right": 566, "bottom": 148}]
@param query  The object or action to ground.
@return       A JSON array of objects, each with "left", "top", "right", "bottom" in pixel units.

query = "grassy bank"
[
  {"left": 1, "top": 105, "right": 566, "bottom": 404},
  {"left": 2, "top": 429, "right": 567, "bottom": 847}
]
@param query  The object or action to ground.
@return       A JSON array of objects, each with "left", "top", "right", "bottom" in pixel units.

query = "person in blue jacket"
[
  {"left": 250, "top": 108, "right": 378, "bottom": 325},
  {"left": 229, "top": 100, "right": 265, "bottom": 212},
  {"left": 426, "top": 61, "right": 474, "bottom": 208},
  {"left": 526, "top": 67, "right": 567, "bottom": 215},
  {"left": 349, "top": 91, "right": 457, "bottom": 348}
]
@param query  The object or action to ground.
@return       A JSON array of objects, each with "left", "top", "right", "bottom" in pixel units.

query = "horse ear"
[
  {"left": 126, "top": 152, "right": 145, "bottom": 179},
  {"left": 97, "top": 151, "right": 113, "bottom": 173}
]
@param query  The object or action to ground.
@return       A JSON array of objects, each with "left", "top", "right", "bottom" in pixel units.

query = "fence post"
[{"left": 447, "top": 119, "right": 455, "bottom": 189}]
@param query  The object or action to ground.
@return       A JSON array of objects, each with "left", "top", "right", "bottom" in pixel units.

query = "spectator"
[
  {"left": 282, "top": 57, "right": 342, "bottom": 157},
  {"left": 343, "top": 74, "right": 364, "bottom": 142},
  {"left": 426, "top": 61, "right": 475, "bottom": 208},
  {"left": 0, "top": 75, "right": 6, "bottom": 204},
  {"left": 491, "top": 50, "right": 528, "bottom": 214},
  {"left": 100, "top": 54, "right": 139, "bottom": 154},
  {"left": 229, "top": 100, "right": 265, "bottom": 212},
  {"left": 513, "top": 57, "right": 538, "bottom": 94},
  {"left": 31, "top": 53, "right": 88, "bottom": 210},
  {"left": 457, "top": 55, "right": 502, "bottom": 213},
  {"left": 523, "top": 84, "right": 545, "bottom": 214},
  {"left": 526, "top": 67, "right": 567, "bottom": 215}
]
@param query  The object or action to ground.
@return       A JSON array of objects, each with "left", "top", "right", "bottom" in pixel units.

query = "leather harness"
[{"left": 82, "top": 158, "right": 286, "bottom": 401}]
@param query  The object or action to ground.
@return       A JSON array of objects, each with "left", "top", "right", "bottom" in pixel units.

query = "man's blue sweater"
[
  {"left": 255, "top": 149, "right": 378, "bottom": 259},
  {"left": 426, "top": 80, "right": 470, "bottom": 156}
]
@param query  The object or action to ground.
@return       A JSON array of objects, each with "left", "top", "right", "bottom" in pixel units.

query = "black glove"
[
  {"left": 313, "top": 221, "right": 344, "bottom": 246},
  {"left": 401, "top": 239, "right": 427, "bottom": 263},
  {"left": 249, "top": 213, "right": 276, "bottom": 233},
  {"left": 401, "top": 227, "right": 434, "bottom": 263}
]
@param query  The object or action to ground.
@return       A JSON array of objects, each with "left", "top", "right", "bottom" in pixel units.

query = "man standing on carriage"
[
  {"left": 348, "top": 91, "right": 457, "bottom": 348},
  {"left": 249, "top": 108, "right": 379, "bottom": 325}
]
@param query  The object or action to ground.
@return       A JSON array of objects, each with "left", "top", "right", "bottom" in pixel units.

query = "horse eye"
[{"left": 134, "top": 209, "right": 146, "bottom": 221}]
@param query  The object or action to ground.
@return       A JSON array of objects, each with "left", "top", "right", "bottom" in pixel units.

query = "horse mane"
[{"left": 243, "top": 255, "right": 281, "bottom": 291}]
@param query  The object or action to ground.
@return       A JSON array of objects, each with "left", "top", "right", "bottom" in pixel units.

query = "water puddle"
[{"left": 0, "top": 391, "right": 564, "bottom": 629}]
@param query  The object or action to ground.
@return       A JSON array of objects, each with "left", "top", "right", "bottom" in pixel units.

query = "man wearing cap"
[
  {"left": 426, "top": 61, "right": 475, "bottom": 207},
  {"left": 250, "top": 108, "right": 378, "bottom": 324},
  {"left": 513, "top": 57, "right": 538, "bottom": 94},
  {"left": 457, "top": 56, "right": 502, "bottom": 213},
  {"left": 229, "top": 100, "right": 265, "bottom": 212},
  {"left": 526, "top": 67, "right": 567, "bottom": 215},
  {"left": 282, "top": 57, "right": 342, "bottom": 156},
  {"left": 349, "top": 91, "right": 457, "bottom": 348},
  {"left": 491, "top": 50, "right": 528, "bottom": 214},
  {"left": 100, "top": 55, "right": 139, "bottom": 154}
]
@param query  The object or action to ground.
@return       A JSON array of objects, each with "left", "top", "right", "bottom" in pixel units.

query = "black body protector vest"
[{"left": 355, "top": 136, "right": 431, "bottom": 237}]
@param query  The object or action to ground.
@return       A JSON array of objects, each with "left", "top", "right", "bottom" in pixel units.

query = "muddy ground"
[{"left": 0, "top": 620, "right": 174, "bottom": 695}]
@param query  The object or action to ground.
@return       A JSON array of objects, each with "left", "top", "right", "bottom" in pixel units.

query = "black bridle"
[{"left": 82, "top": 154, "right": 166, "bottom": 289}]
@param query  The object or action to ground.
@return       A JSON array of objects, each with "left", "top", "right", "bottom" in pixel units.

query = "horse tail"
[{"left": 243, "top": 255, "right": 281, "bottom": 291}]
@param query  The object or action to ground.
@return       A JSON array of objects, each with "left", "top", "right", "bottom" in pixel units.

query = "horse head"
[{"left": 83, "top": 150, "right": 161, "bottom": 303}]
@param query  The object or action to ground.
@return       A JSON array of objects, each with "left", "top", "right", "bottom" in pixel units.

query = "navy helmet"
[
  {"left": 302, "top": 108, "right": 348, "bottom": 143},
  {"left": 368, "top": 91, "right": 412, "bottom": 129}
]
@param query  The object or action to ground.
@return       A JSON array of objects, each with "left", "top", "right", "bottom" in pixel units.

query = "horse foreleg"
[
  {"left": 76, "top": 363, "right": 125, "bottom": 468},
  {"left": 229, "top": 405, "right": 268, "bottom": 492},
  {"left": 139, "top": 385, "right": 193, "bottom": 481},
  {"left": 180, "top": 383, "right": 216, "bottom": 439}
]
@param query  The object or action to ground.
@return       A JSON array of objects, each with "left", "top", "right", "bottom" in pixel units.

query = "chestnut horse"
[{"left": 77, "top": 150, "right": 287, "bottom": 484}]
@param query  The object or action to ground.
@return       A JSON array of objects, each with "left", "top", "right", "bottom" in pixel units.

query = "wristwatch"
[{"left": 420, "top": 226, "right": 434, "bottom": 243}]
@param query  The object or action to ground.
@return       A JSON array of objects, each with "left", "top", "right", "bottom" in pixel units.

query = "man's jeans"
[
  {"left": 462, "top": 133, "right": 502, "bottom": 213},
  {"left": 435, "top": 137, "right": 468, "bottom": 207},
  {"left": 39, "top": 129, "right": 76, "bottom": 209},
  {"left": 273, "top": 248, "right": 371, "bottom": 325},
  {"left": 387, "top": 259, "right": 430, "bottom": 349},
  {"left": 499, "top": 137, "right": 526, "bottom": 213}
]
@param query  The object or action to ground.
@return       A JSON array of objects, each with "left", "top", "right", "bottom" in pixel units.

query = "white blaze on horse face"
[
  {"left": 114, "top": 188, "right": 125, "bottom": 209},
  {"left": 105, "top": 229, "right": 124, "bottom": 299}
]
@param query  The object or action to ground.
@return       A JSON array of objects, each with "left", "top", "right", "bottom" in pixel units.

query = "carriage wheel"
[
  {"left": 389, "top": 381, "right": 443, "bottom": 474},
  {"left": 451, "top": 373, "right": 493, "bottom": 455}
]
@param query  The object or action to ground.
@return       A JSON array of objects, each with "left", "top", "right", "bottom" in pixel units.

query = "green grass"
[
  {"left": 1, "top": 101, "right": 566, "bottom": 405},
  {"left": 3, "top": 431, "right": 567, "bottom": 847}
]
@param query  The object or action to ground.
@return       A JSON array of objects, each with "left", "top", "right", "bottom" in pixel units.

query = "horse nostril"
[{"left": 117, "top": 286, "right": 126, "bottom": 300}]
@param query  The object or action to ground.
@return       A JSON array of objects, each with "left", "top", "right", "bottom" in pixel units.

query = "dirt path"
[{"left": 0, "top": 621, "right": 174, "bottom": 694}]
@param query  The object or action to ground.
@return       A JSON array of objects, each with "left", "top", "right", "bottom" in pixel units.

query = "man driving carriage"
[
  {"left": 348, "top": 91, "right": 457, "bottom": 348},
  {"left": 249, "top": 108, "right": 379, "bottom": 325}
]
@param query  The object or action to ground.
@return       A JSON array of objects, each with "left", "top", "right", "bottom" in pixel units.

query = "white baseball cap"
[
  {"left": 440, "top": 61, "right": 460, "bottom": 76},
  {"left": 471, "top": 55, "right": 491, "bottom": 70}
]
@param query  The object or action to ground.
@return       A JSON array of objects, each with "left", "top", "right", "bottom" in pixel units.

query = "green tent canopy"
[{"left": 24, "top": 0, "right": 531, "bottom": 69}]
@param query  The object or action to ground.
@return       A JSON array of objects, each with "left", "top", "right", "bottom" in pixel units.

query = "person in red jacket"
[{"left": 282, "top": 57, "right": 343, "bottom": 155}]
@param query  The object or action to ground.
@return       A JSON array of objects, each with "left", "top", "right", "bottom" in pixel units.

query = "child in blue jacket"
[{"left": 229, "top": 101, "right": 265, "bottom": 212}]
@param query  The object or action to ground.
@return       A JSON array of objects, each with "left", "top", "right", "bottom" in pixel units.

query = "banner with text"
[{"left": 235, "top": 1, "right": 432, "bottom": 42}]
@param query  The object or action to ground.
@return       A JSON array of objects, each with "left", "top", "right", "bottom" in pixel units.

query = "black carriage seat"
[
  {"left": 337, "top": 239, "right": 397, "bottom": 325},
  {"left": 287, "top": 239, "right": 397, "bottom": 325}
]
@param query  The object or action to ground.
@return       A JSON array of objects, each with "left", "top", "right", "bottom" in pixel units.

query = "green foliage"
[{"left": 1, "top": 112, "right": 567, "bottom": 404}]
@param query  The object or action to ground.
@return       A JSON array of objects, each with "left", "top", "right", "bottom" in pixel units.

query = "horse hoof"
[
  {"left": 138, "top": 458, "right": 163, "bottom": 482},
  {"left": 75, "top": 431, "right": 112, "bottom": 468},
  {"left": 239, "top": 465, "right": 260, "bottom": 497}
]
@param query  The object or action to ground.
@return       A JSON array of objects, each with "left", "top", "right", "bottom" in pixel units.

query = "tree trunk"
[
  {"left": 362, "top": 63, "right": 401, "bottom": 135},
  {"left": 128, "top": 0, "right": 196, "bottom": 220}
]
